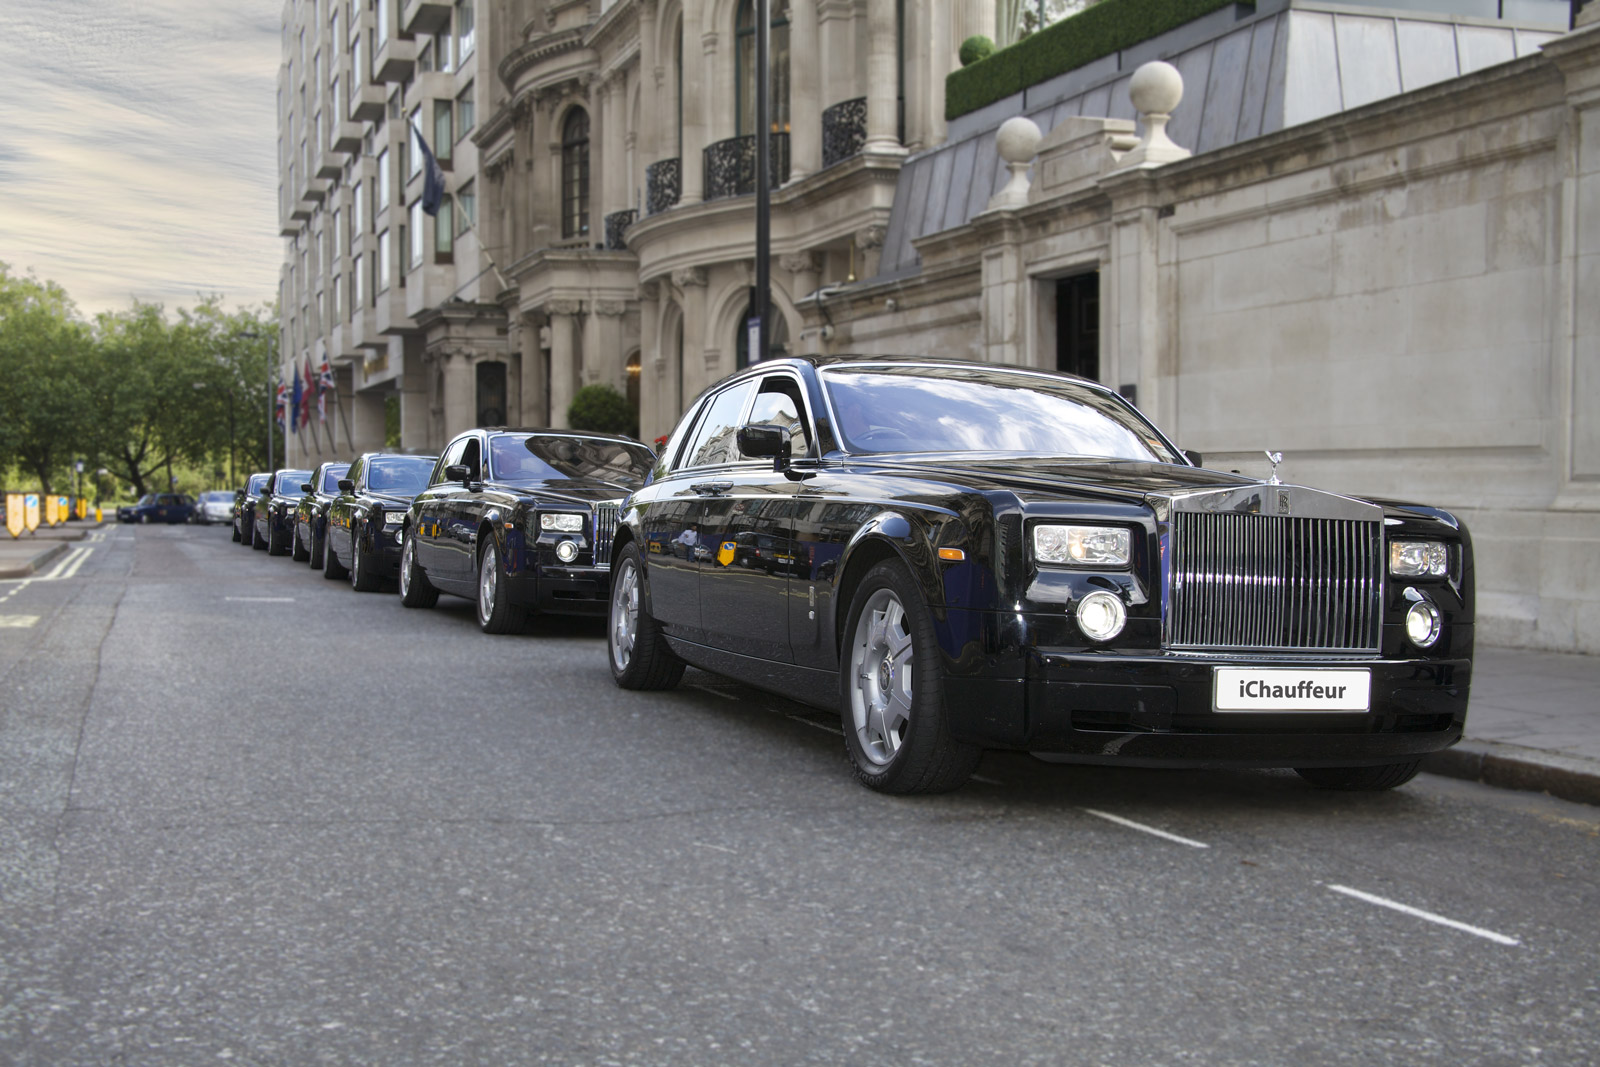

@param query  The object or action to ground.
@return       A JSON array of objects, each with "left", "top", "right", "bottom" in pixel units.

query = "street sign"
[
  {"left": 24, "top": 494, "right": 40, "bottom": 533},
  {"left": 5, "top": 493, "right": 22, "bottom": 539}
]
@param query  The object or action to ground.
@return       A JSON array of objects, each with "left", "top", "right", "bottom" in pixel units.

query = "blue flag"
[
  {"left": 290, "top": 372, "right": 302, "bottom": 433},
  {"left": 412, "top": 122, "right": 445, "bottom": 217}
]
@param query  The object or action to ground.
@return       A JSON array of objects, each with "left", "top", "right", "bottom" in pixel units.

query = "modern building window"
[
  {"left": 408, "top": 106, "right": 423, "bottom": 179},
  {"left": 315, "top": 111, "right": 323, "bottom": 156},
  {"left": 561, "top": 107, "right": 590, "bottom": 240},
  {"left": 377, "top": 229, "right": 391, "bottom": 291},
  {"left": 436, "top": 196, "right": 454, "bottom": 261},
  {"left": 329, "top": 79, "right": 339, "bottom": 135},
  {"left": 376, "top": 0, "right": 389, "bottom": 48},
  {"left": 457, "top": 180, "right": 475, "bottom": 235},
  {"left": 331, "top": 276, "right": 341, "bottom": 323},
  {"left": 457, "top": 81, "right": 474, "bottom": 140},
  {"left": 331, "top": 208, "right": 341, "bottom": 262},
  {"left": 457, "top": 0, "right": 474, "bottom": 60},
  {"left": 436, "top": 29, "right": 454, "bottom": 73},
  {"left": 376, "top": 149, "right": 389, "bottom": 211},
  {"left": 418, "top": 38, "right": 433, "bottom": 73},
  {"left": 736, "top": 0, "right": 790, "bottom": 137},
  {"left": 351, "top": 37, "right": 362, "bottom": 104},
  {"left": 353, "top": 253, "right": 364, "bottom": 308},
  {"left": 409, "top": 200, "right": 424, "bottom": 268},
  {"left": 434, "top": 99, "right": 452, "bottom": 163},
  {"left": 352, "top": 179, "right": 363, "bottom": 237}
]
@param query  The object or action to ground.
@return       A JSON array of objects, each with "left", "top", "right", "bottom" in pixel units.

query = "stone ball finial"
[
  {"left": 1129, "top": 61, "right": 1183, "bottom": 118},
  {"left": 995, "top": 116, "right": 1043, "bottom": 165}
]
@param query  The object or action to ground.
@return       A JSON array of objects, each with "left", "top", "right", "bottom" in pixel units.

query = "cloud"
[{"left": 0, "top": 1, "right": 281, "bottom": 316}]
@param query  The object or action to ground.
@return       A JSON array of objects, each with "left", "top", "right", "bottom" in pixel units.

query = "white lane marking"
[
  {"left": 1082, "top": 808, "right": 1211, "bottom": 849},
  {"left": 57, "top": 546, "right": 93, "bottom": 579},
  {"left": 224, "top": 596, "right": 297, "bottom": 603},
  {"left": 37, "top": 546, "right": 89, "bottom": 581},
  {"left": 1326, "top": 884, "right": 1521, "bottom": 946},
  {"left": 787, "top": 714, "right": 843, "bottom": 736},
  {"left": 693, "top": 841, "right": 737, "bottom": 854},
  {"left": 0, "top": 615, "right": 40, "bottom": 628}
]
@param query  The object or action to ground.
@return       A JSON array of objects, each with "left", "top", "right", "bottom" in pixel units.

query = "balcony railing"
[
  {"left": 645, "top": 157, "right": 680, "bottom": 215},
  {"left": 604, "top": 209, "right": 637, "bottom": 251},
  {"left": 822, "top": 97, "right": 868, "bottom": 169},
  {"left": 704, "top": 133, "right": 791, "bottom": 201}
]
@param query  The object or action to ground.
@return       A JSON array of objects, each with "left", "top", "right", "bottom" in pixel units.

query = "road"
[{"left": 1, "top": 524, "right": 1596, "bottom": 1065}]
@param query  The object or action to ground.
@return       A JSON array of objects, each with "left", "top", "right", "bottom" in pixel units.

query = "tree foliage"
[
  {"left": 567, "top": 384, "right": 639, "bottom": 439},
  {"left": 0, "top": 262, "right": 276, "bottom": 497}
]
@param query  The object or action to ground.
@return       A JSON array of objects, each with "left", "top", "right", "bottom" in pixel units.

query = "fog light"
[
  {"left": 555, "top": 540, "right": 579, "bottom": 563},
  {"left": 1406, "top": 599, "right": 1442, "bottom": 648},
  {"left": 1076, "top": 590, "right": 1126, "bottom": 642}
]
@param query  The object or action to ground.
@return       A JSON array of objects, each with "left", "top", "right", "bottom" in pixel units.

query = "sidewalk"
[
  {"left": 0, "top": 521, "right": 104, "bottom": 579},
  {"left": 1, "top": 524, "right": 1594, "bottom": 803}
]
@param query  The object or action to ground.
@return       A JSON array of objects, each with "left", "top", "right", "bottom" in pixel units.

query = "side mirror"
[
  {"left": 337, "top": 478, "right": 354, "bottom": 492},
  {"left": 1183, "top": 449, "right": 1204, "bottom": 468},
  {"left": 444, "top": 464, "right": 471, "bottom": 483},
  {"left": 737, "top": 423, "right": 792, "bottom": 472},
  {"left": 300, "top": 482, "right": 314, "bottom": 493}
]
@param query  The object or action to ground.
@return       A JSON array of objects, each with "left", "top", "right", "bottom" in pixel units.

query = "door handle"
[{"left": 690, "top": 481, "right": 733, "bottom": 496}]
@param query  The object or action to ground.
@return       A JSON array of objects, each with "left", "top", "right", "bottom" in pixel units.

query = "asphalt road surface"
[{"left": 1, "top": 524, "right": 1596, "bottom": 1065}]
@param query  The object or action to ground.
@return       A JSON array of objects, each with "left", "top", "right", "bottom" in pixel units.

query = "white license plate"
[{"left": 1214, "top": 668, "right": 1371, "bottom": 712}]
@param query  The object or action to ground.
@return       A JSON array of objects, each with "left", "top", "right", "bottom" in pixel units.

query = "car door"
[
  {"left": 696, "top": 373, "right": 814, "bottom": 663},
  {"left": 413, "top": 439, "right": 465, "bottom": 579},
  {"left": 437, "top": 434, "right": 485, "bottom": 586},
  {"left": 641, "top": 380, "right": 757, "bottom": 642}
]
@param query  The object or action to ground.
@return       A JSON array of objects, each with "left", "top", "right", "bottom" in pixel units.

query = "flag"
[
  {"left": 318, "top": 359, "right": 333, "bottom": 424},
  {"left": 275, "top": 379, "right": 287, "bottom": 432},
  {"left": 301, "top": 358, "right": 315, "bottom": 431},
  {"left": 411, "top": 121, "right": 445, "bottom": 217},
  {"left": 290, "top": 370, "right": 302, "bottom": 433}
]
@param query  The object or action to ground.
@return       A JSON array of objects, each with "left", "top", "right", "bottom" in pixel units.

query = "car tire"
[
  {"left": 309, "top": 530, "right": 325, "bottom": 570},
  {"left": 839, "top": 559, "right": 982, "bottom": 795},
  {"left": 139, "top": 514, "right": 149, "bottom": 524},
  {"left": 476, "top": 539, "right": 525, "bottom": 634},
  {"left": 251, "top": 521, "right": 267, "bottom": 550},
  {"left": 398, "top": 527, "right": 438, "bottom": 608},
  {"left": 323, "top": 534, "right": 349, "bottom": 579},
  {"left": 350, "top": 525, "right": 382, "bottom": 592},
  {"left": 608, "top": 542, "right": 685, "bottom": 690},
  {"left": 267, "top": 519, "right": 287, "bottom": 556},
  {"left": 231, "top": 523, "right": 241, "bottom": 543},
  {"left": 291, "top": 524, "right": 310, "bottom": 562},
  {"left": 1294, "top": 761, "right": 1423, "bottom": 791}
]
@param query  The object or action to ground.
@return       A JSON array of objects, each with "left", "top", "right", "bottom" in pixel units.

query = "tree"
[
  {"left": 0, "top": 264, "right": 93, "bottom": 494},
  {"left": 567, "top": 384, "right": 638, "bottom": 438}
]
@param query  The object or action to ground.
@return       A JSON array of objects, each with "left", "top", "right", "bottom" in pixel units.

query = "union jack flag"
[
  {"left": 274, "top": 379, "right": 287, "bottom": 431},
  {"left": 318, "top": 359, "right": 334, "bottom": 423}
]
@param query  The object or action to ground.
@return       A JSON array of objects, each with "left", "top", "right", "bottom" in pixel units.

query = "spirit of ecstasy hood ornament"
[{"left": 1265, "top": 451, "right": 1284, "bottom": 485}]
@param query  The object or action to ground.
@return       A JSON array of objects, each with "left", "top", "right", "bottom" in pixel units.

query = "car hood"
[
  {"left": 369, "top": 491, "right": 421, "bottom": 508},
  {"left": 490, "top": 479, "right": 635, "bottom": 504},
  {"left": 845, "top": 455, "right": 1257, "bottom": 505}
]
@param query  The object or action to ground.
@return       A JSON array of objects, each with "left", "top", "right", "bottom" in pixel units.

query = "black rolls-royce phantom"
[
  {"left": 398, "top": 429, "right": 655, "bottom": 633},
  {"left": 607, "top": 356, "right": 1473, "bottom": 795}
]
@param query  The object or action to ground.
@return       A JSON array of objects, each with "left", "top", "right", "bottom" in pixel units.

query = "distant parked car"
[
  {"left": 324, "top": 452, "right": 439, "bottom": 591},
  {"left": 235, "top": 473, "right": 270, "bottom": 545},
  {"left": 191, "top": 490, "right": 236, "bottom": 525},
  {"left": 124, "top": 493, "right": 194, "bottom": 525},
  {"left": 252, "top": 469, "right": 311, "bottom": 555},
  {"left": 293, "top": 461, "right": 350, "bottom": 568},
  {"left": 117, "top": 496, "right": 153, "bottom": 523}
]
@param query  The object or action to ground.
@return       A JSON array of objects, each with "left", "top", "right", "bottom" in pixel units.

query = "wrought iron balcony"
[
  {"left": 604, "top": 209, "right": 637, "bottom": 251},
  {"left": 703, "top": 133, "right": 791, "bottom": 201},
  {"left": 645, "top": 158, "right": 680, "bottom": 215},
  {"left": 822, "top": 97, "right": 868, "bottom": 169}
]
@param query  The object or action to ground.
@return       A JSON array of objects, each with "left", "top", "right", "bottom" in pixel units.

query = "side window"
[
  {"left": 347, "top": 458, "right": 364, "bottom": 490},
  {"left": 461, "top": 437, "right": 482, "bottom": 479},
  {"left": 435, "top": 439, "right": 468, "bottom": 484},
  {"left": 743, "top": 376, "right": 810, "bottom": 460},
  {"left": 681, "top": 382, "right": 755, "bottom": 469}
]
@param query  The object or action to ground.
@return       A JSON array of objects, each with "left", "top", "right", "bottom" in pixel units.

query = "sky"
[{"left": 1, "top": 1, "right": 282, "bottom": 317}]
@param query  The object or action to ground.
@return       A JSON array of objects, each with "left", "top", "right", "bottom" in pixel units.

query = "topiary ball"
[
  {"left": 567, "top": 383, "right": 638, "bottom": 438},
  {"left": 959, "top": 35, "right": 994, "bottom": 67}
]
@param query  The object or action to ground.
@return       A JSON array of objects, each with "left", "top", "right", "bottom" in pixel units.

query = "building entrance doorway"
[{"left": 1055, "top": 272, "right": 1099, "bottom": 381}]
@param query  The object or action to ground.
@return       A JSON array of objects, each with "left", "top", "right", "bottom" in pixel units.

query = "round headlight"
[
  {"left": 1076, "top": 590, "right": 1127, "bottom": 643},
  {"left": 555, "top": 540, "right": 579, "bottom": 563},
  {"left": 1406, "top": 599, "right": 1442, "bottom": 648}
]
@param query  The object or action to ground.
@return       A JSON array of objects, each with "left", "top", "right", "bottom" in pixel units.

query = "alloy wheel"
[
  {"left": 400, "top": 536, "right": 414, "bottom": 597},
  {"left": 478, "top": 549, "right": 497, "bottom": 626},
  {"left": 847, "top": 588, "right": 915, "bottom": 766},
  {"left": 610, "top": 557, "right": 639, "bottom": 672}
]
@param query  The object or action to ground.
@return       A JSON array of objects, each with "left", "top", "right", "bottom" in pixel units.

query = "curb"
[
  {"left": 1422, "top": 740, "right": 1600, "bottom": 808},
  {"left": 0, "top": 541, "right": 70, "bottom": 580}
]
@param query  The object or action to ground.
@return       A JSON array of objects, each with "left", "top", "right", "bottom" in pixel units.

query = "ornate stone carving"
[
  {"left": 672, "top": 266, "right": 707, "bottom": 289},
  {"left": 593, "top": 299, "right": 627, "bottom": 317},
  {"left": 779, "top": 251, "right": 820, "bottom": 275},
  {"left": 639, "top": 280, "right": 660, "bottom": 302},
  {"left": 702, "top": 31, "right": 719, "bottom": 55},
  {"left": 547, "top": 298, "right": 582, "bottom": 316},
  {"left": 855, "top": 224, "right": 887, "bottom": 250}
]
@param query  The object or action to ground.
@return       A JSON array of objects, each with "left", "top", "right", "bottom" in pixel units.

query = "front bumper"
[
  {"left": 943, "top": 637, "right": 1470, "bottom": 768},
  {"left": 506, "top": 564, "right": 613, "bottom": 616}
]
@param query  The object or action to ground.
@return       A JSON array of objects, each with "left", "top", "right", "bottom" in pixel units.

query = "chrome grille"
[
  {"left": 1164, "top": 512, "right": 1382, "bottom": 652},
  {"left": 592, "top": 503, "right": 620, "bottom": 567}
]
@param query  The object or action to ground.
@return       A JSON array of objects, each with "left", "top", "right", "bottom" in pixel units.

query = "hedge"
[{"left": 946, "top": 0, "right": 1251, "bottom": 121}]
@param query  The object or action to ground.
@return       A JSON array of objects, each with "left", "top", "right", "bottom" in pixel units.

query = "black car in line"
[
  {"left": 235, "top": 472, "right": 270, "bottom": 545},
  {"left": 252, "top": 468, "right": 311, "bottom": 555},
  {"left": 606, "top": 356, "right": 1474, "bottom": 795},
  {"left": 397, "top": 429, "right": 654, "bottom": 633},
  {"left": 324, "top": 452, "right": 439, "bottom": 592},
  {"left": 293, "top": 460, "right": 350, "bottom": 568}
]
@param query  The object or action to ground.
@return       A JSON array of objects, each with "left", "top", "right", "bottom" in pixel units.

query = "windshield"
[
  {"left": 201, "top": 491, "right": 233, "bottom": 503},
  {"left": 489, "top": 434, "right": 653, "bottom": 486},
  {"left": 274, "top": 471, "right": 310, "bottom": 498},
  {"left": 821, "top": 365, "right": 1182, "bottom": 463},
  {"left": 320, "top": 465, "right": 350, "bottom": 493},
  {"left": 136, "top": 494, "right": 155, "bottom": 506},
  {"left": 247, "top": 475, "right": 270, "bottom": 494},
  {"left": 367, "top": 456, "right": 436, "bottom": 495}
]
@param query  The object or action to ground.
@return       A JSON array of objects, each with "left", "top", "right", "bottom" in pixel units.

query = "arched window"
[
  {"left": 561, "top": 107, "right": 590, "bottom": 239},
  {"left": 735, "top": 301, "right": 789, "bottom": 370},
  {"left": 735, "top": 0, "right": 790, "bottom": 138}
]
